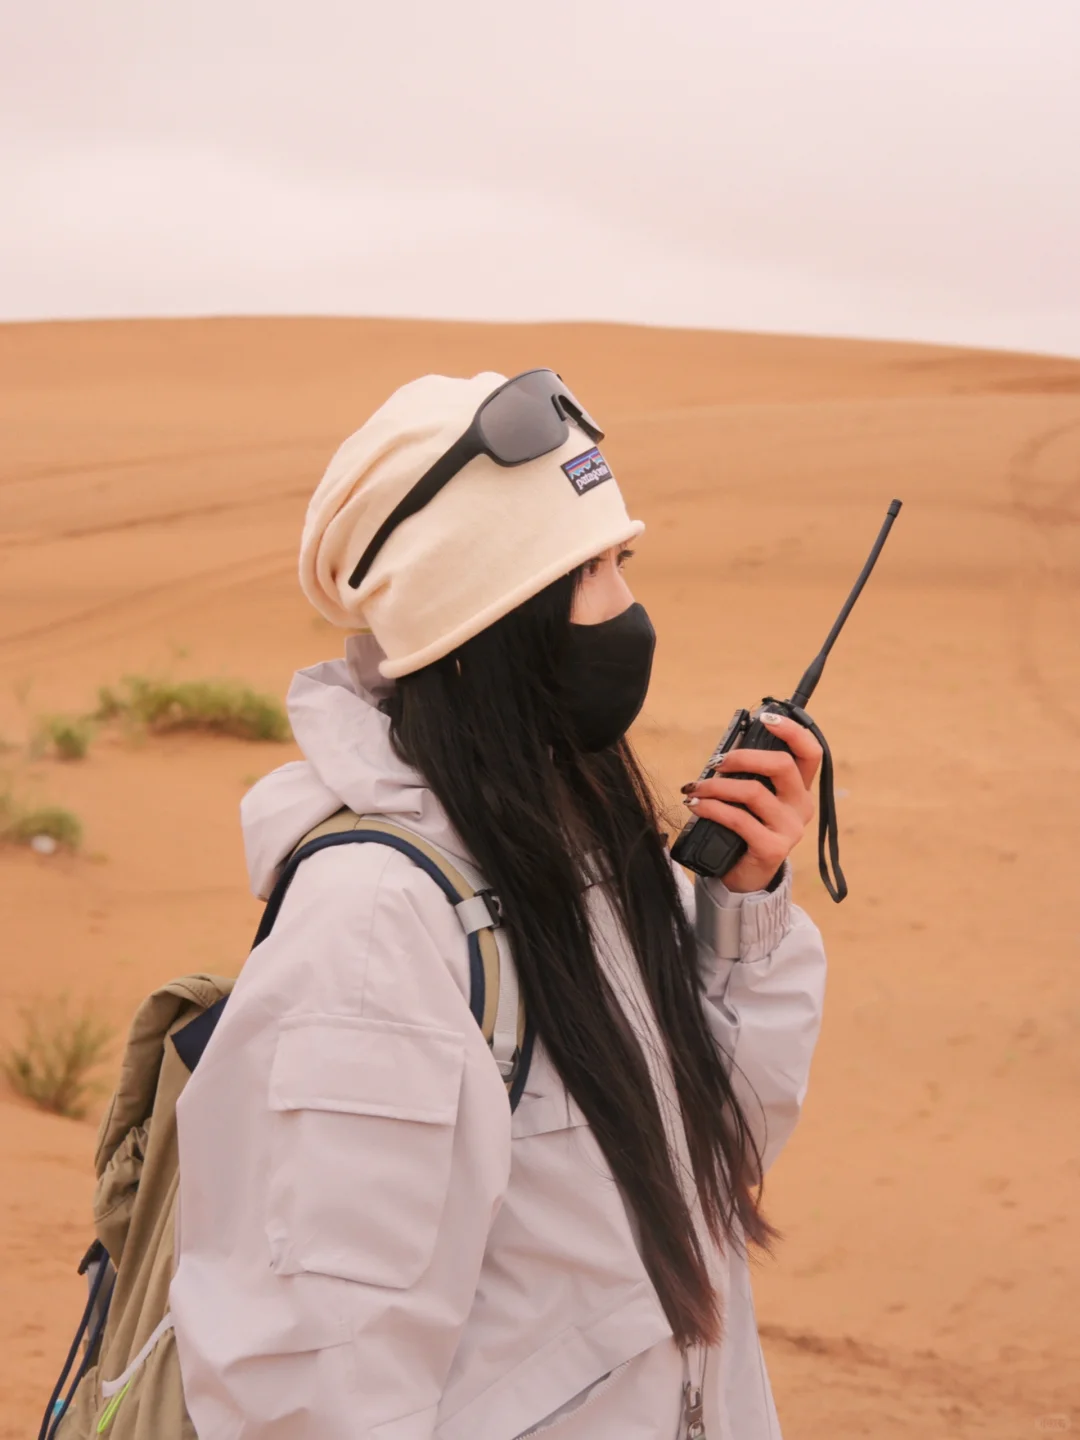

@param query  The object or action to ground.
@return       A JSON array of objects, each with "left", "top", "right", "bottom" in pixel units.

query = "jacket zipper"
[
  {"left": 516, "top": 1344, "right": 708, "bottom": 1440},
  {"left": 515, "top": 1358, "right": 633, "bottom": 1438},
  {"left": 681, "top": 1345, "right": 708, "bottom": 1439}
]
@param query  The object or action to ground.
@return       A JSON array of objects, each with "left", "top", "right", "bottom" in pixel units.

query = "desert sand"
[{"left": 1, "top": 318, "right": 1078, "bottom": 1438}]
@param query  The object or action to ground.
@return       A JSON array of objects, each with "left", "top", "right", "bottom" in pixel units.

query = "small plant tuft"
[
  {"left": 15, "top": 805, "right": 83, "bottom": 848},
  {"left": 95, "top": 676, "right": 290, "bottom": 743},
  {"left": 2, "top": 998, "right": 114, "bottom": 1119},
  {"left": 0, "top": 793, "right": 83, "bottom": 850},
  {"left": 32, "top": 714, "right": 96, "bottom": 761},
  {"left": 93, "top": 685, "right": 124, "bottom": 722}
]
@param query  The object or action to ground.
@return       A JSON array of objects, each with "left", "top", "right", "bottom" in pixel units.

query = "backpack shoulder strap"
[{"left": 258, "top": 809, "right": 532, "bottom": 1107}]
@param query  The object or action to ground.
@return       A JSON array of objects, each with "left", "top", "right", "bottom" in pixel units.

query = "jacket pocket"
[
  {"left": 436, "top": 1283, "right": 674, "bottom": 1440},
  {"left": 514, "top": 1360, "right": 632, "bottom": 1437},
  {"left": 266, "top": 1014, "right": 465, "bottom": 1289}
]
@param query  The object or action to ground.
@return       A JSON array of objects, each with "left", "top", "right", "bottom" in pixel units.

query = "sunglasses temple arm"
[
  {"left": 557, "top": 396, "right": 604, "bottom": 444},
  {"left": 347, "top": 430, "right": 479, "bottom": 590}
]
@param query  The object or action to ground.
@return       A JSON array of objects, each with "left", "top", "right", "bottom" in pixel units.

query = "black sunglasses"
[{"left": 347, "top": 368, "right": 604, "bottom": 590}]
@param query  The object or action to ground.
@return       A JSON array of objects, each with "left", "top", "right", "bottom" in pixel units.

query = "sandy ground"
[{"left": 1, "top": 318, "right": 1078, "bottom": 1438}]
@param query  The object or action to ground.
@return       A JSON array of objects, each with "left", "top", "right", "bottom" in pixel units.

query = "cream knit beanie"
[{"left": 299, "top": 372, "right": 644, "bottom": 678}]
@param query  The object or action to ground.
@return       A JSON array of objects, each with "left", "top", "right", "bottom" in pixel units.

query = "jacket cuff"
[{"left": 698, "top": 862, "right": 793, "bottom": 963}]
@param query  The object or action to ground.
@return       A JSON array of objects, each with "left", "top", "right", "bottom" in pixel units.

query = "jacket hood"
[{"left": 241, "top": 633, "right": 469, "bottom": 899}]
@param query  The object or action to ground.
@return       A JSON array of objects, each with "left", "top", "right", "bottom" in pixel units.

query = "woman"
[{"left": 171, "top": 370, "right": 827, "bottom": 1440}]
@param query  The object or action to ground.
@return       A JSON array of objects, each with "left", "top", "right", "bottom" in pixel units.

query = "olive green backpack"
[{"left": 41, "top": 811, "right": 529, "bottom": 1440}]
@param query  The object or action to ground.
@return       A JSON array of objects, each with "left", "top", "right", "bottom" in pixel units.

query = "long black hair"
[{"left": 383, "top": 569, "right": 778, "bottom": 1347}]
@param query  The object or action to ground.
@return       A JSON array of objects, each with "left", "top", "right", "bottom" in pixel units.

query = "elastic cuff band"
[{"left": 738, "top": 862, "right": 793, "bottom": 962}]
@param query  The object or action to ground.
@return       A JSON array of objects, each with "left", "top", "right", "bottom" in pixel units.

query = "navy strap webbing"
[
  {"left": 174, "top": 826, "right": 532, "bottom": 1108},
  {"left": 253, "top": 828, "right": 488, "bottom": 1029}
]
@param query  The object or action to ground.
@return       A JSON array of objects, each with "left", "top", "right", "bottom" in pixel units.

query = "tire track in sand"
[
  {"left": 1006, "top": 416, "right": 1080, "bottom": 738},
  {"left": 0, "top": 435, "right": 328, "bottom": 490},
  {"left": 0, "top": 548, "right": 296, "bottom": 669}
]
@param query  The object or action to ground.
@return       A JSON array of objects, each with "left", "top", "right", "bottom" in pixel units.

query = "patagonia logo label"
[{"left": 562, "top": 447, "right": 614, "bottom": 496}]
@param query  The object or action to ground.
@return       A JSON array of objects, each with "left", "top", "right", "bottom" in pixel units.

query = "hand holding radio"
[
  {"left": 682, "top": 711, "right": 821, "bottom": 893},
  {"left": 671, "top": 501, "right": 903, "bottom": 902}
]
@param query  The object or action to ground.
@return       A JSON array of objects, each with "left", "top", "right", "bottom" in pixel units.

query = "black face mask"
[{"left": 562, "top": 602, "right": 656, "bottom": 752}]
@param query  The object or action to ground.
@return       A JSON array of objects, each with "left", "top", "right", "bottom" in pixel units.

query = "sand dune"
[{"left": 1, "top": 318, "right": 1078, "bottom": 1438}]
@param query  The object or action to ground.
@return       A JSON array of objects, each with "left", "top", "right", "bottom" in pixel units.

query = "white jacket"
[{"left": 171, "top": 636, "right": 827, "bottom": 1440}]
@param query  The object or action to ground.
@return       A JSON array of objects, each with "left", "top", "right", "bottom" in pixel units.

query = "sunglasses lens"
[{"left": 477, "top": 370, "right": 572, "bottom": 464}]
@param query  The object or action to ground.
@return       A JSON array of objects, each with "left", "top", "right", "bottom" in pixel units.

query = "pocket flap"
[
  {"left": 270, "top": 1015, "right": 464, "bottom": 1124},
  {"left": 511, "top": 1087, "right": 591, "bottom": 1139}
]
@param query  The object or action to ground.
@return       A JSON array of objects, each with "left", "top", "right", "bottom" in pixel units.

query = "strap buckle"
[
  {"left": 476, "top": 888, "right": 503, "bottom": 929},
  {"left": 496, "top": 1047, "right": 521, "bottom": 1081}
]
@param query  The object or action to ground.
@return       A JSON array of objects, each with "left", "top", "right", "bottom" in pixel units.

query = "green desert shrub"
[
  {"left": 2, "top": 998, "right": 114, "bottom": 1119},
  {"left": 32, "top": 714, "right": 96, "bottom": 761},
  {"left": 93, "top": 684, "right": 125, "bottom": 722},
  {"left": 95, "top": 676, "right": 290, "bottom": 743},
  {"left": 16, "top": 805, "right": 83, "bottom": 848},
  {"left": 0, "top": 797, "right": 83, "bottom": 850}
]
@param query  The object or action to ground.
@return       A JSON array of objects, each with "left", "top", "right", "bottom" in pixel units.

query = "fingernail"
[
  {"left": 680, "top": 782, "right": 696, "bottom": 794},
  {"left": 760, "top": 711, "right": 784, "bottom": 725},
  {"left": 685, "top": 796, "right": 700, "bottom": 808}
]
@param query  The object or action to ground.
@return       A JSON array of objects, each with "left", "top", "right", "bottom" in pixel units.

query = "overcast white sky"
[{"left": 2, "top": 1, "right": 1079, "bottom": 355}]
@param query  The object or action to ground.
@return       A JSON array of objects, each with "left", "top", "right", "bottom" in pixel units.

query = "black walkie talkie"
[{"left": 670, "top": 500, "right": 902, "bottom": 902}]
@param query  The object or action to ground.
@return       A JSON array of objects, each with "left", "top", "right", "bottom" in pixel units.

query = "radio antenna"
[{"left": 791, "top": 500, "right": 902, "bottom": 708}]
